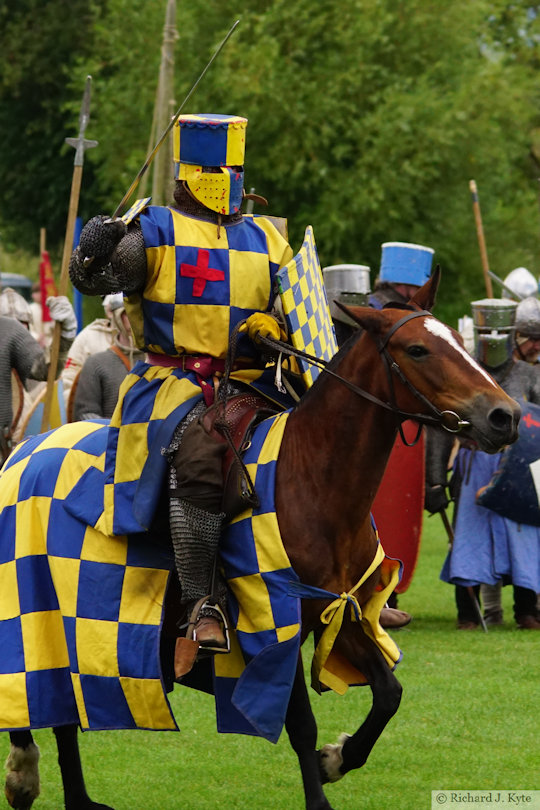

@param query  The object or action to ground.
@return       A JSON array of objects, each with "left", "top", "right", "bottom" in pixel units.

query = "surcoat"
[{"left": 75, "top": 206, "right": 298, "bottom": 537}]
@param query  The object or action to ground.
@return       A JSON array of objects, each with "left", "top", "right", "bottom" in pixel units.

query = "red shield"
[{"left": 371, "top": 422, "right": 425, "bottom": 593}]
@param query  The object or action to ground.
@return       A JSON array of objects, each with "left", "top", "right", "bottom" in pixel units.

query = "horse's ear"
[
  {"left": 333, "top": 301, "right": 390, "bottom": 336},
  {"left": 409, "top": 265, "right": 441, "bottom": 311}
]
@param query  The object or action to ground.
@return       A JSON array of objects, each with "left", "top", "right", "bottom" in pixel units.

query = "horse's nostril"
[{"left": 488, "top": 407, "right": 513, "bottom": 432}]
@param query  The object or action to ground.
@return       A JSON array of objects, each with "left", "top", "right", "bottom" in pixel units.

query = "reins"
[{"left": 257, "top": 309, "right": 471, "bottom": 445}]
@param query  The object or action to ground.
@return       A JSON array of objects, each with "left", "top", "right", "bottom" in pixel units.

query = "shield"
[
  {"left": 476, "top": 398, "right": 540, "bottom": 525},
  {"left": 277, "top": 226, "right": 338, "bottom": 388},
  {"left": 371, "top": 423, "right": 425, "bottom": 593}
]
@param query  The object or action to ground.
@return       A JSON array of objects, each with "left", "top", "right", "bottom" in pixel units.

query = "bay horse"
[{"left": 2, "top": 270, "right": 519, "bottom": 810}]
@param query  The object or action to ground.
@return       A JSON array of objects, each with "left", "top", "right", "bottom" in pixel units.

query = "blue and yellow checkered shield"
[{"left": 277, "top": 226, "right": 338, "bottom": 388}]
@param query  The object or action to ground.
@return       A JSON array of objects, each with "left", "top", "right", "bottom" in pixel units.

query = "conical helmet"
[{"left": 515, "top": 296, "right": 540, "bottom": 338}]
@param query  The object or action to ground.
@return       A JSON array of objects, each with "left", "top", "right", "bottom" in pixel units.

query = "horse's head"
[{"left": 337, "top": 269, "right": 520, "bottom": 453}]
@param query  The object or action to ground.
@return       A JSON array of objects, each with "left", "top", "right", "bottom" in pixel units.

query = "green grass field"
[{"left": 26, "top": 516, "right": 537, "bottom": 810}]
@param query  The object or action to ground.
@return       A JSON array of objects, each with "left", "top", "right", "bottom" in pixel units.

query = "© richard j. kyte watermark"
[{"left": 432, "top": 792, "right": 540, "bottom": 808}]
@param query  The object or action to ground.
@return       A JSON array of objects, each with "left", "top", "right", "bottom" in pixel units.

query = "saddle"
[{"left": 200, "top": 392, "right": 279, "bottom": 521}]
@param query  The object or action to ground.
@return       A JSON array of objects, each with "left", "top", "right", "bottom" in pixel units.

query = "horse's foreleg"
[
  {"left": 5, "top": 731, "right": 40, "bottom": 810},
  {"left": 53, "top": 725, "right": 114, "bottom": 810},
  {"left": 320, "top": 636, "right": 402, "bottom": 782},
  {"left": 285, "top": 655, "right": 336, "bottom": 810}
]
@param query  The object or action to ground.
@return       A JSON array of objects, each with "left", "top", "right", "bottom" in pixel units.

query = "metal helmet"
[
  {"left": 471, "top": 297, "right": 517, "bottom": 368},
  {"left": 379, "top": 242, "right": 434, "bottom": 286},
  {"left": 515, "top": 295, "right": 540, "bottom": 338},
  {"left": 0, "top": 287, "right": 33, "bottom": 325},
  {"left": 322, "top": 264, "right": 371, "bottom": 325},
  {"left": 502, "top": 267, "right": 538, "bottom": 300},
  {"left": 173, "top": 114, "right": 247, "bottom": 215}
]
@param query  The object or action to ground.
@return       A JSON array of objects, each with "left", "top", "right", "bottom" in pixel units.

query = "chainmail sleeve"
[{"left": 69, "top": 224, "right": 147, "bottom": 296}]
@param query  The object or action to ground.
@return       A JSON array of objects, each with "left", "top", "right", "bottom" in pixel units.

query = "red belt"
[
  {"left": 147, "top": 353, "right": 225, "bottom": 376},
  {"left": 146, "top": 353, "right": 258, "bottom": 405}
]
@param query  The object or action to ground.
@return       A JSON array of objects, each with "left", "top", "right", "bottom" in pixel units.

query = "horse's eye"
[{"left": 407, "top": 345, "right": 429, "bottom": 358}]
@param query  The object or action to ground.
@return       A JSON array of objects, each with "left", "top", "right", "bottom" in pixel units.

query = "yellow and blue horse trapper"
[
  {"left": 213, "top": 412, "right": 402, "bottom": 743},
  {"left": 0, "top": 414, "right": 401, "bottom": 743},
  {"left": 0, "top": 421, "right": 176, "bottom": 733},
  {"left": 173, "top": 114, "right": 247, "bottom": 215},
  {"left": 277, "top": 226, "right": 338, "bottom": 388}
]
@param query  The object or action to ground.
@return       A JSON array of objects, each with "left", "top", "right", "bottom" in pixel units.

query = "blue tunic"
[{"left": 440, "top": 447, "right": 540, "bottom": 592}]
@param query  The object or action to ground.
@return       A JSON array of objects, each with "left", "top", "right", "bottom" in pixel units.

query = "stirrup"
[
  {"left": 174, "top": 597, "right": 231, "bottom": 681},
  {"left": 190, "top": 597, "right": 231, "bottom": 655}
]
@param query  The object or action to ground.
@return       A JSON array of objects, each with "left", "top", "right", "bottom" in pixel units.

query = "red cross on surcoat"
[
  {"left": 180, "top": 249, "right": 225, "bottom": 297},
  {"left": 523, "top": 412, "right": 540, "bottom": 430}
]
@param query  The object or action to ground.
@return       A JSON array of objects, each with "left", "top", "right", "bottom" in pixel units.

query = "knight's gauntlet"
[
  {"left": 241, "top": 312, "right": 287, "bottom": 344},
  {"left": 78, "top": 215, "right": 128, "bottom": 270}
]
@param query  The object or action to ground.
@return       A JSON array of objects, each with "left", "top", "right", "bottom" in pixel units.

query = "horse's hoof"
[
  {"left": 5, "top": 743, "right": 40, "bottom": 809},
  {"left": 318, "top": 732, "right": 351, "bottom": 783}
]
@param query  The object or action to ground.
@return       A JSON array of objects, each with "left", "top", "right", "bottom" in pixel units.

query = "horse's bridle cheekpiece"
[{"left": 258, "top": 308, "right": 471, "bottom": 447}]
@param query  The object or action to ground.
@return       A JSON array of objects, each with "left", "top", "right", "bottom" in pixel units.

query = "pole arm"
[
  {"left": 110, "top": 19, "right": 240, "bottom": 219},
  {"left": 469, "top": 179, "right": 494, "bottom": 298},
  {"left": 40, "top": 75, "right": 98, "bottom": 433}
]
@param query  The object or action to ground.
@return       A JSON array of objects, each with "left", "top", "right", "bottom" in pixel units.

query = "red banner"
[{"left": 39, "top": 251, "right": 58, "bottom": 322}]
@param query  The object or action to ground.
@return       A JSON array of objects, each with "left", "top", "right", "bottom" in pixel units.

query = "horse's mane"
[{"left": 293, "top": 302, "right": 421, "bottom": 408}]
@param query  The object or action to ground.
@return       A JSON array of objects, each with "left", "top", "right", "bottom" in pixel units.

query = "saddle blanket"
[{"left": 0, "top": 417, "right": 401, "bottom": 743}]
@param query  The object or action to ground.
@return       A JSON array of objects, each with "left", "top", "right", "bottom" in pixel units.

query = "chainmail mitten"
[
  {"left": 69, "top": 227, "right": 147, "bottom": 296},
  {"left": 79, "top": 216, "right": 127, "bottom": 267}
]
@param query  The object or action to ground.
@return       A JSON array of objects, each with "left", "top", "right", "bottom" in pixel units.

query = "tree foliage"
[{"left": 1, "top": 0, "right": 540, "bottom": 324}]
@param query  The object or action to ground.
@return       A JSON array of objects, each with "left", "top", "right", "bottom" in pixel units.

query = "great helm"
[
  {"left": 173, "top": 114, "right": 247, "bottom": 215},
  {"left": 322, "top": 264, "right": 371, "bottom": 325},
  {"left": 379, "top": 242, "right": 434, "bottom": 286},
  {"left": 471, "top": 297, "right": 517, "bottom": 368},
  {"left": 515, "top": 295, "right": 540, "bottom": 338}
]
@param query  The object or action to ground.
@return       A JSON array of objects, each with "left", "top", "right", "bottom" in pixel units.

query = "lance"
[
  {"left": 40, "top": 75, "right": 98, "bottom": 432},
  {"left": 110, "top": 18, "right": 240, "bottom": 220},
  {"left": 439, "top": 508, "right": 488, "bottom": 632},
  {"left": 469, "top": 179, "right": 494, "bottom": 298}
]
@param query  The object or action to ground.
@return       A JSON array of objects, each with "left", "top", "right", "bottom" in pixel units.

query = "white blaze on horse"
[{"left": 0, "top": 271, "right": 519, "bottom": 810}]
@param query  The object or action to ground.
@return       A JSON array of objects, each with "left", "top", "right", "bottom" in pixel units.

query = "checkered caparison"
[{"left": 0, "top": 421, "right": 176, "bottom": 732}]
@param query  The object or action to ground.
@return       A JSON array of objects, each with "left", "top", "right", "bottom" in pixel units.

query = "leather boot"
[{"left": 193, "top": 609, "right": 227, "bottom": 648}]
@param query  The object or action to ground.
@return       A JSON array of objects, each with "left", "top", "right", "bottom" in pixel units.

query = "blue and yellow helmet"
[{"left": 173, "top": 114, "right": 247, "bottom": 215}]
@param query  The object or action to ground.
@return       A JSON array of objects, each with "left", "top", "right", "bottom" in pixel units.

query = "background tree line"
[{"left": 1, "top": 0, "right": 540, "bottom": 326}]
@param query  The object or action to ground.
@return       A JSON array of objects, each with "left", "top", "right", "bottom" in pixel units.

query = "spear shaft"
[
  {"left": 469, "top": 179, "right": 494, "bottom": 298},
  {"left": 40, "top": 76, "right": 98, "bottom": 432}
]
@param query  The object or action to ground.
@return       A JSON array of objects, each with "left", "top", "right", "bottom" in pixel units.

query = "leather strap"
[{"left": 109, "top": 344, "right": 132, "bottom": 371}]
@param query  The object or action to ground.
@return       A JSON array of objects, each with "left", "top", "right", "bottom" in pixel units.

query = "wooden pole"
[
  {"left": 40, "top": 170, "right": 83, "bottom": 432},
  {"left": 469, "top": 179, "right": 494, "bottom": 298}
]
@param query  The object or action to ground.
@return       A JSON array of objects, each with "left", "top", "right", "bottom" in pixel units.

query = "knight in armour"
[
  {"left": 426, "top": 298, "right": 540, "bottom": 629},
  {"left": 69, "top": 114, "right": 301, "bottom": 655}
]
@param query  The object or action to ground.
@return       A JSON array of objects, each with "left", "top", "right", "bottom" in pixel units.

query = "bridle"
[{"left": 258, "top": 309, "right": 471, "bottom": 447}]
